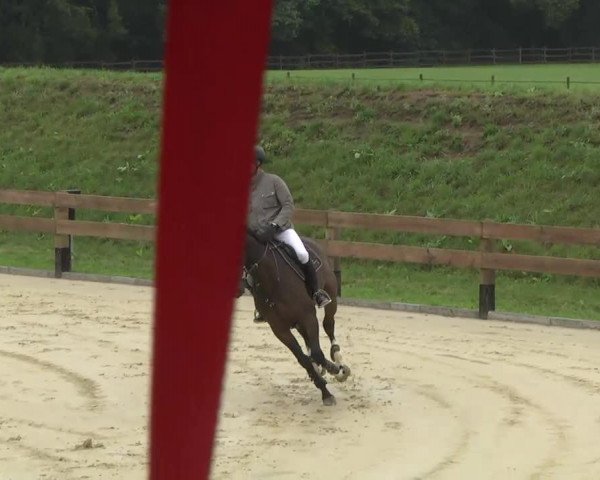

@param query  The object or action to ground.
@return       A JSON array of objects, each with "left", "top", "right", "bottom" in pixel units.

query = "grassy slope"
[
  {"left": 0, "top": 67, "right": 599, "bottom": 319},
  {"left": 0, "top": 68, "right": 159, "bottom": 277}
]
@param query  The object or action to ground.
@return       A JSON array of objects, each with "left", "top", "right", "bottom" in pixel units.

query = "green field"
[
  {"left": 1, "top": 66, "right": 599, "bottom": 320},
  {"left": 268, "top": 64, "right": 600, "bottom": 90}
]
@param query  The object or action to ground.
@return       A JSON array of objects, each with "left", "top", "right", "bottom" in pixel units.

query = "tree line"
[
  {"left": 0, "top": 0, "right": 166, "bottom": 63},
  {"left": 1, "top": 0, "right": 599, "bottom": 63}
]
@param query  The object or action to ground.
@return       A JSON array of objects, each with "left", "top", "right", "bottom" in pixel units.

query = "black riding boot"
[{"left": 302, "top": 260, "right": 332, "bottom": 308}]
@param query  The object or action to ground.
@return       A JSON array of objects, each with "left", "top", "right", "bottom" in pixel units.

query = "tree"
[
  {"left": 0, "top": 0, "right": 595, "bottom": 63},
  {"left": 271, "top": 0, "right": 319, "bottom": 43},
  {"left": 325, "top": 0, "right": 419, "bottom": 51},
  {"left": 115, "top": 0, "right": 165, "bottom": 59},
  {"left": 0, "top": 0, "right": 97, "bottom": 62},
  {"left": 270, "top": 0, "right": 418, "bottom": 54},
  {"left": 511, "top": 0, "right": 580, "bottom": 28}
]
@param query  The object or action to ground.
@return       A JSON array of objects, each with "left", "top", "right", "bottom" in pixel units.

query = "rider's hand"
[
  {"left": 266, "top": 222, "right": 280, "bottom": 239},
  {"left": 258, "top": 223, "right": 279, "bottom": 242}
]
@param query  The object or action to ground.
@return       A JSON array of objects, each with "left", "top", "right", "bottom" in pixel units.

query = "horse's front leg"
[
  {"left": 309, "top": 344, "right": 351, "bottom": 383},
  {"left": 297, "top": 323, "right": 326, "bottom": 377},
  {"left": 271, "top": 326, "right": 336, "bottom": 406}
]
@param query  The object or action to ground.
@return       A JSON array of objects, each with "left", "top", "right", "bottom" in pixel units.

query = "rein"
[{"left": 245, "top": 241, "right": 282, "bottom": 284}]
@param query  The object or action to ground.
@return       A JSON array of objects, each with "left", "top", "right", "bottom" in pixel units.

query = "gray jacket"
[{"left": 247, "top": 170, "right": 294, "bottom": 236}]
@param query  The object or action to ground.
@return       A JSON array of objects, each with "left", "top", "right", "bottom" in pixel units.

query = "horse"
[{"left": 239, "top": 231, "right": 351, "bottom": 406}]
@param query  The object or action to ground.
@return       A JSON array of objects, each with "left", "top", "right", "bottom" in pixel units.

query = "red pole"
[{"left": 150, "top": 2, "right": 273, "bottom": 479}]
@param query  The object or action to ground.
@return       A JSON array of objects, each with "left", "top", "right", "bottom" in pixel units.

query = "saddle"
[
  {"left": 244, "top": 237, "right": 323, "bottom": 291},
  {"left": 269, "top": 238, "right": 323, "bottom": 281}
]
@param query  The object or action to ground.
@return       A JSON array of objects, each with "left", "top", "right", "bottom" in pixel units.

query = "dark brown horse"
[{"left": 240, "top": 231, "right": 351, "bottom": 406}]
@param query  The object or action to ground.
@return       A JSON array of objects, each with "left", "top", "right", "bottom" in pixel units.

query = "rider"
[{"left": 246, "top": 146, "right": 332, "bottom": 319}]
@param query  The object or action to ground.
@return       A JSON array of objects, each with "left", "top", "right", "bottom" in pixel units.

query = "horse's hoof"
[
  {"left": 335, "top": 365, "right": 351, "bottom": 382},
  {"left": 323, "top": 395, "right": 336, "bottom": 406}
]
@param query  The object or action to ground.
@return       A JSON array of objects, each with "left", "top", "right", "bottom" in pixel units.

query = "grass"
[
  {"left": 267, "top": 64, "right": 600, "bottom": 91},
  {"left": 0, "top": 232, "right": 154, "bottom": 278},
  {"left": 1, "top": 65, "right": 600, "bottom": 320},
  {"left": 341, "top": 262, "right": 600, "bottom": 321}
]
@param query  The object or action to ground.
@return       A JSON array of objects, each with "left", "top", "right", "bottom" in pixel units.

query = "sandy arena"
[{"left": 1, "top": 273, "right": 600, "bottom": 479}]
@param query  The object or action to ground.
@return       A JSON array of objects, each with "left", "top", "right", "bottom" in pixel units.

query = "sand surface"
[{"left": 1, "top": 273, "right": 600, "bottom": 479}]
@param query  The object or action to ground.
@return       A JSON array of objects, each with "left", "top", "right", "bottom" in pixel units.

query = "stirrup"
[{"left": 313, "top": 290, "right": 332, "bottom": 308}]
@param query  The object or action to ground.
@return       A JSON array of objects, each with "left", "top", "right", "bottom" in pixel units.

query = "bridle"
[{"left": 245, "top": 242, "right": 268, "bottom": 277}]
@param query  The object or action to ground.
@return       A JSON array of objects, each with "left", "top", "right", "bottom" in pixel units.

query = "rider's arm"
[{"left": 272, "top": 176, "right": 294, "bottom": 229}]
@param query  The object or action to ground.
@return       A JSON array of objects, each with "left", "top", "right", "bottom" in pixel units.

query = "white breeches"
[{"left": 274, "top": 228, "right": 309, "bottom": 264}]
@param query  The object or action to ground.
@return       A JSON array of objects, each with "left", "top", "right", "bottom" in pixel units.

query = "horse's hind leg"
[
  {"left": 322, "top": 271, "right": 344, "bottom": 363},
  {"left": 322, "top": 298, "right": 351, "bottom": 382},
  {"left": 323, "top": 302, "right": 341, "bottom": 364},
  {"left": 271, "top": 326, "right": 336, "bottom": 406},
  {"left": 299, "top": 315, "right": 347, "bottom": 382}
]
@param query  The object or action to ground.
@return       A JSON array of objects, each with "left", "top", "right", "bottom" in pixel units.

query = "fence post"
[
  {"left": 478, "top": 224, "right": 496, "bottom": 319},
  {"left": 66, "top": 189, "right": 80, "bottom": 271},
  {"left": 567, "top": 76, "right": 571, "bottom": 89},
  {"left": 54, "top": 200, "right": 69, "bottom": 279},
  {"left": 54, "top": 189, "right": 80, "bottom": 277},
  {"left": 518, "top": 47, "right": 522, "bottom": 64},
  {"left": 389, "top": 51, "right": 393, "bottom": 67},
  {"left": 491, "top": 75, "right": 495, "bottom": 86},
  {"left": 279, "top": 55, "right": 283, "bottom": 70},
  {"left": 543, "top": 47, "right": 547, "bottom": 63},
  {"left": 363, "top": 51, "right": 367, "bottom": 68},
  {"left": 593, "top": 47, "right": 596, "bottom": 62},
  {"left": 326, "top": 214, "right": 342, "bottom": 297}
]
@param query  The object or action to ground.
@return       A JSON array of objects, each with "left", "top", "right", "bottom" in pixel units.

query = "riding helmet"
[{"left": 255, "top": 145, "right": 266, "bottom": 165}]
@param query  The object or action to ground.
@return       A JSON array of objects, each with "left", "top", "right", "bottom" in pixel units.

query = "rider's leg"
[
  {"left": 302, "top": 261, "right": 332, "bottom": 308},
  {"left": 274, "top": 229, "right": 332, "bottom": 308}
]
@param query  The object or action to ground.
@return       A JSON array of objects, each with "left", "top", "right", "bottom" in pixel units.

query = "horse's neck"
[{"left": 244, "top": 235, "right": 268, "bottom": 270}]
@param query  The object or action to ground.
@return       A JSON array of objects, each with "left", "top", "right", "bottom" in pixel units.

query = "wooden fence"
[
  {"left": 1, "top": 189, "right": 599, "bottom": 319},
  {"left": 2, "top": 47, "right": 600, "bottom": 72},
  {"left": 267, "top": 47, "right": 600, "bottom": 70},
  {"left": 0, "top": 189, "right": 156, "bottom": 276}
]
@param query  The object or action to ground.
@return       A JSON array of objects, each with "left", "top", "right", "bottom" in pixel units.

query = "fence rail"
[
  {"left": 2, "top": 47, "right": 600, "bottom": 72},
  {"left": 0, "top": 189, "right": 599, "bottom": 319},
  {"left": 267, "top": 47, "right": 600, "bottom": 70}
]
